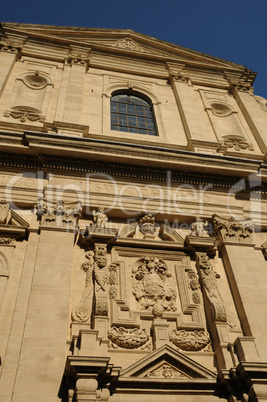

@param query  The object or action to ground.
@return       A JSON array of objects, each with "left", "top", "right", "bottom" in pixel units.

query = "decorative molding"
[
  {"left": 212, "top": 214, "right": 254, "bottom": 244},
  {"left": 196, "top": 254, "right": 227, "bottom": 323},
  {"left": 170, "top": 329, "right": 211, "bottom": 352},
  {"left": 114, "top": 37, "right": 142, "bottom": 51},
  {"left": 222, "top": 135, "right": 254, "bottom": 152},
  {"left": 132, "top": 256, "right": 176, "bottom": 317},
  {"left": 108, "top": 326, "right": 150, "bottom": 349},
  {"left": 169, "top": 70, "right": 191, "bottom": 85},
  {"left": 0, "top": 251, "right": 10, "bottom": 277}
]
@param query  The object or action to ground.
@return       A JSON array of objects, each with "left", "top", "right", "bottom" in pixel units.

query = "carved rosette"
[
  {"left": 132, "top": 256, "right": 176, "bottom": 317},
  {"left": 196, "top": 254, "right": 227, "bottom": 323},
  {"left": 108, "top": 326, "right": 149, "bottom": 349},
  {"left": 170, "top": 329, "right": 210, "bottom": 351},
  {"left": 213, "top": 215, "right": 254, "bottom": 243}
]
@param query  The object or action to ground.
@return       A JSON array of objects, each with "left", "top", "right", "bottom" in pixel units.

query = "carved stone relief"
[
  {"left": 36, "top": 198, "right": 82, "bottom": 228},
  {"left": 72, "top": 251, "right": 94, "bottom": 323},
  {"left": 190, "top": 217, "right": 209, "bottom": 237},
  {"left": 108, "top": 263, "right": 118, "bottom": 300},
  {"left": 222, "top": 135, "right": 253, "bottom": 151},
  {"left": 187, "top": 269, "right": 201, "bottom": 304},
  {"left": 145, "top": 363, "right": 190, "bottom": 379},
  {"left": 254, "top": 95, "right": 267, "bottom": 111},
  {"left": 92, "top": 208, "right": 108, "bottom": 228},
  {"left": 132, "top": 256, "right": 176, "bottom": 317},
  {"left": 114, "top": 38, "right": 142, "bottom": 51},
  {"left": 196, "top": 254, "right": 227, "bottom": 323},
  {"left": 108, "top": 326, "right": 150, "bottom": 349},
  {"left": 170, "top": 329, "right": 211, "bottom": 352},
  {"left": 139, "top": 214, "right": 156, "bottom": 239},
  {"left": 213, "top": 214, "right": 254, "bottom": 243},
  {"left": 4, "top": 71, "right": 53, "bottom": 122},
  {"left": 0, "top": 201, "right": 12, "bottom": 224}
]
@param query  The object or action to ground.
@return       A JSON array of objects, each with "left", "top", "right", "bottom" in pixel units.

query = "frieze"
[
  {"left": 132, "top": 256, "right": 176, "bottom": 317},
  {"left": 108, "top": 326, "right": 150, "bottom": 349},
  {"left": 212, "top": 214, "right": 254, "bottom": 243},
  {"left": 170, "top": 329, "right": 211, "bottom": 352}
]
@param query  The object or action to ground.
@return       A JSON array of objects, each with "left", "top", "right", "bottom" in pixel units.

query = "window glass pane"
[
  {"left": 118, "top": 104, "right": 127, "bottom": 113},
  {"left": 111, "top": 93, "right": 157, "bottom": 135},
  {"left": 111, "top": 103, "right": 117, "bottom": 112},
  {"left": 127, "top": 104, "right": 136, "bottom": 115}
]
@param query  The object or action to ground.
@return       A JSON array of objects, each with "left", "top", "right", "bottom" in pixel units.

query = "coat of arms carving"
[{"left": 132, "top": 256, "right": 176, "bottom": 317}]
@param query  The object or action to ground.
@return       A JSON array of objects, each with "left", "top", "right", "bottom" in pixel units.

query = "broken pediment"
[
  {"left": 120, "top": 344, "right": 216, "bottom": 379},
  {"left": 0, "top": 201, "right": 29, "bottom": 240},
  {"left": 2, "top": 23, "right": 253, "bottom": 75}
]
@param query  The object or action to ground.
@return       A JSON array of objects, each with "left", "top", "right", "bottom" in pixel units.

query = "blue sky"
[{"left": 2, "top": 0, "right": 267, "bottom": 97}]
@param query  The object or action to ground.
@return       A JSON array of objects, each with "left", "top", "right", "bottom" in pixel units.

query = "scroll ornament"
[
  {"left": 170, "top": 329, "right": 210, "bottom": 351},
  {"left": 132, "top": 256, "right": 176, "bottom": 317},
  {"left": 108, "top": 326, "right": 149, "bottom": 349},
  {"left": 72, "top": 251, "right": 94, "bottom": 323}
]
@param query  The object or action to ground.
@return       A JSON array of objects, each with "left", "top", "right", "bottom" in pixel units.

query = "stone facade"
[{"left": 0, "top": 22, "right": 267, "bottom": 401}]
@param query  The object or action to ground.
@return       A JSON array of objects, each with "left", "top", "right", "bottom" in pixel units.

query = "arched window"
[{"left": 110, "top": 93, "right": 157, "bottom": 136}]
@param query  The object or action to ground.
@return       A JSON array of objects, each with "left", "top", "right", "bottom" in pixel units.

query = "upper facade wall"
[{"left": 1, "top": 25, "right": 267, "bottom": 160}]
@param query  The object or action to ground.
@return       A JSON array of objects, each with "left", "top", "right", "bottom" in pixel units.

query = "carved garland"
[
  {"left": 108, "top": 326, "right": 149, "bottom": 349},
  {"left": 170, "top": 329, "right": 210, "bottom": 351}
]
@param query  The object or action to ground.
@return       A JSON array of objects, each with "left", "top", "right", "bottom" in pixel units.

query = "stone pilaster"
[{"left": 0, "top": 36, "right": 24, "bottom": 97}]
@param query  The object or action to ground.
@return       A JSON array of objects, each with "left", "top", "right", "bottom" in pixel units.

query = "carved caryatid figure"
[
  {"left": 190, "top": 217, "right": 209, "bottom": 237},
  {"left": 93, "top": 208, "right": 108, "bottom": 228},
  {"left": 196, "top": 255, "right": 227, "bottom": 323}
]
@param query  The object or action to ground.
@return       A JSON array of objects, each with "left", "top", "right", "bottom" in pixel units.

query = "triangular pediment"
[
  {"left": 120, "top": 344, "right": 216, "bottom": 379},
  {"left": 2, "top": 23, "right": 249, "bottom": 72}
]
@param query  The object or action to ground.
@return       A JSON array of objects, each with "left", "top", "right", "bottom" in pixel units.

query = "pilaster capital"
[
  {"left": 212, "top": 214, "right": 254, "bottom": 245},
  {"left": 0, "top": 36, "right": 25, "bottom": 58},
  {"left": 66, "top": 46, "right": 91, "bottom": 69},
  {"left": 228, "top": 79, "right": 253, "bottom": 94},
  {"left": 168, "top": 69, "right": 191, "bottom": 85}
]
